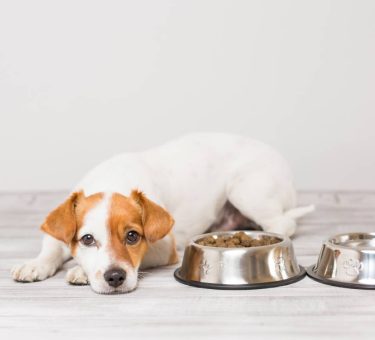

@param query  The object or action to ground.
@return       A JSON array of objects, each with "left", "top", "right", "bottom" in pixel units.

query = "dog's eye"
[
  {"left": 81, "top": 234, "right": 95, "bottom": 246},
  {"left": 126, "top": 231, "right": 140, "bottom": 245}
]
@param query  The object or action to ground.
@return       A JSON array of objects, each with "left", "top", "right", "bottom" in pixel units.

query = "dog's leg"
[
  {"left": 141, "top": 233, "right": 178, "bottom": 269},
  {"left": 11, "top": 234, "right": 71, "bottom": 282},
  {"left": 66, "top": 265, "right": 89, "bottom": 285},
  {"left": 226, "top": 172, "right": 297, "bottom": 236}
]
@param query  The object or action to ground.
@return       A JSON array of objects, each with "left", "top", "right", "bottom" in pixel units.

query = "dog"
[{"left": 11, "top": 133, "right": 314, "bottom": 294}]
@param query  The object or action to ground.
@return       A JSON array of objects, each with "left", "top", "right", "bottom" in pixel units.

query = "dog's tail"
[
  {"left": 284, "top": 205, "right": 315, "bottom": 220},
  {"left": 257, "top": 205, "right": 315, "bottom": 237}
]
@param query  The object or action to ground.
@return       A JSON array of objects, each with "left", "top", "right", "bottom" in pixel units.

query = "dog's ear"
[
  {"left": 41, "top": 192, "right": 83, "bottom": 244},
  {"left": 130, "top": 190, "right": 174, "bottom": 243}
]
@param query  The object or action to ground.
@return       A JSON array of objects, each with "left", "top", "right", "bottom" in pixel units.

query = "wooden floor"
[{"left": 1, "top": 191, "right": 375, "bottom": 339}]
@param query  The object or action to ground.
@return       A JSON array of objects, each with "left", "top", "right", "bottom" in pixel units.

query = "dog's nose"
[{"left": 104, "top": 268, "right": 126, "bottom": 288}]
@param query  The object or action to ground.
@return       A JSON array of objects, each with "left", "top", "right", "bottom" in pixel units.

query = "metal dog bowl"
[
  {"left": 174, "top": 231, "right": 306, "bottom": 289},
  {"left": 307, "top": 232, "right": 375, "bottom": 289}
]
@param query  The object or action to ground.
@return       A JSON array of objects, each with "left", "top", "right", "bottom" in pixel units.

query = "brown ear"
[
  {"left": 130, "top": 190, "right": 175, "bottom": 243},
  {"left": 40, "top": 192, "right": 82, "bottom": 244}
]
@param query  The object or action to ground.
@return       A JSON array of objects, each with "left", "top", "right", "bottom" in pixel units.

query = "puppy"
[{"left": 11, "top": 133, "right": 313, "bottom": 294}]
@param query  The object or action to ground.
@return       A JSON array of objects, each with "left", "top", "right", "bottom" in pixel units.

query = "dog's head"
[{"left": 41, "top": 190, "right": 174, "bottom": 294}]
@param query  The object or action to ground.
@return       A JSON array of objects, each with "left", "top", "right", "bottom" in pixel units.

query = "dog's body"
[{"left": 12, "top": 133, "right": 313, "bottom": 293}]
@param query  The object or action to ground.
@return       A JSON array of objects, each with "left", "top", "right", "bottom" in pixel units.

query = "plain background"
[{"left": 0, "top": 0, "right": 374, "bottom": 191}]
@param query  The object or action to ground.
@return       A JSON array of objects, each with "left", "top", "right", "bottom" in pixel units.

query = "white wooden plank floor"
[{"left": 1, "top": 191, "right": 375, "bottom": 340}]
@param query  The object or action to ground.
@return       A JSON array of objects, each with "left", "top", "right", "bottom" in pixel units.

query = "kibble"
[{"left": 196, "top": 232, "right": 280, "bottom": 248}]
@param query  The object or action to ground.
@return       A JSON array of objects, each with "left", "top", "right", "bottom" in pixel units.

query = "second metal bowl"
[
  {"left": 307, "top": 232, "right": 375, "bottom": 289},
  {"left": 174, "top": 231, "right": 306, "bottom": 289}
]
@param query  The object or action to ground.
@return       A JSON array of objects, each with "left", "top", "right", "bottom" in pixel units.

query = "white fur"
[
  {"left": 11, "top": 235, "right": 70, "bottom": 282},
  {"left": 77, "top": 132, "right": 313, "bottom": 242},
  {"left": 12, "top": 133, "right": 313, "bottom": 293},
  {"left": 66, "top": 265, "right": 88, "bottom": 285},
  {"left": 140, "top": 234, "right": 175, "bottom": 269}
]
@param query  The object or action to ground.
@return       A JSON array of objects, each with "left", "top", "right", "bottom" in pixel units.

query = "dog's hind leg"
[
  {"left": 11, "top": 235, "right": 71, "bottom": 282},
  {"left": 226, "top": 171, "right": 311, "bottom": 237}
]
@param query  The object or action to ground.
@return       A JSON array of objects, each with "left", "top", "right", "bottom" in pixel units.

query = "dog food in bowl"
[
  {"left": 196, "top": 231, "right": 281, "bottom": 248},
  {"left": 174, "top": 231, "right": 306, "bottom": 289}
]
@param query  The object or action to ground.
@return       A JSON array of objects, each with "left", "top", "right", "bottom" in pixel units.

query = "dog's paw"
[
  {"left": 66, "top": 265, "right": 89, "bottom": 285},
  {"left": 11, "top": 260, "right": 58, "bottom": 282}
]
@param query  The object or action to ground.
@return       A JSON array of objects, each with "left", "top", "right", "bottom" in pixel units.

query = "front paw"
[
  {"left": 11, "top": 260, "right": 58, "bottom": 282},
  {"left": 66, "top": 265, "right": 89, "bottom": 285}
]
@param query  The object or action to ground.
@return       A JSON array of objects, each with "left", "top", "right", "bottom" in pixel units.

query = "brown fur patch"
[
  {"left": 41, "top": 192, "right": 82, "bottom": 244},
  {"left": 130, "top": 190, "right": 175, "bottom": 243},
  {"left": 107, "top": 193, "right": 148, "bottom": 268},
  {"left": 107, "top": 192, "right": 176, "bottom": 268},
  {"left": 70, "top": 192, "right": 104, "bottom": 255},
  {"left": 41, "top": 191, "right": 104, "bottom": 254}
]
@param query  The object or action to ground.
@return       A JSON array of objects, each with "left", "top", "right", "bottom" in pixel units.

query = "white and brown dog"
[{"left": 11, "top": 133, "right": 313, "bottom": 294}]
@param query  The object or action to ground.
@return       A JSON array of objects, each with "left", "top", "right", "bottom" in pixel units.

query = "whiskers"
[{"left": 137, "top": 271, "right": 149, "bottom": 280}]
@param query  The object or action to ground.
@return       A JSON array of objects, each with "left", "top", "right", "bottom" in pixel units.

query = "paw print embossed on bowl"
[{"left": 307, "top": 232, "right": 375, "bottom": 289}]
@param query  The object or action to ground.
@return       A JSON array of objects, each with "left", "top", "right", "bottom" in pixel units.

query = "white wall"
[{"left": 0, "top": 0, "right": 374, "bottom": 191}]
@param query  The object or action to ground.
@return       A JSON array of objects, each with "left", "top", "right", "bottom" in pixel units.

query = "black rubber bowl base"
[
  {"left": 306, "top": 265, "right": 375, "bottom": 290},
  {"left": 174, "top": 265, "right": 306, "bottom": 290}
]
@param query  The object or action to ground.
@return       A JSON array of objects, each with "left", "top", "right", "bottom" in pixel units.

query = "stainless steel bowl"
[
  {"left": 174, "top": 231, "right": 306, "bottom": 289},
  {"left": 307, "top": 232, "right": 375, "bottom": 289}
]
